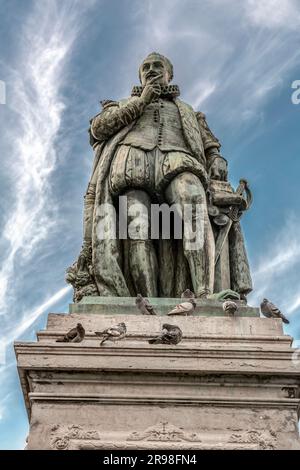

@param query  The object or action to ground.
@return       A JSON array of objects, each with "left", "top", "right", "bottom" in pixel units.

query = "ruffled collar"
[{"left": 131, "top": 84, "right": 180, "bottom": 99}]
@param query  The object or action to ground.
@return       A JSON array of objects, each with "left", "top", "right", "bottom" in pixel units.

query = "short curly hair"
[{"left": 139, "top": 52, "right": 174, "bottom": 83}]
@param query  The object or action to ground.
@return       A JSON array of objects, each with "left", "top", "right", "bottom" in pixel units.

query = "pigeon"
[
  {"left": 135, "top": 294, "right": 157, "bottom": 315},
  {"left": 223, "top": 300, "right": 238, "bottom": 316},
  {"left": 181, "top": 289, "right": 195, "bottom": 299},
  {"left": 260, "top": 298, "right": 289, "bottom": 324},
  {"left": 148, "top": 323, "right": 182, "bottom": 345},
  {"left": 167, "top": 298, "right": 196, "bottom": 316},
  {"left": 56, "top": 323, "right": 85, "bottom": 343},
  {"left": 95, "top": 322, "right": 127, "bottom": 346}
]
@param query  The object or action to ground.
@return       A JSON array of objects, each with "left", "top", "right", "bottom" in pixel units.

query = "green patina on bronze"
[
  {"left": 69, "top": 296, "right": 259, "bottom": 317},
  {"left": 66, "top": 52, "right": 252, "bottom": 302}
]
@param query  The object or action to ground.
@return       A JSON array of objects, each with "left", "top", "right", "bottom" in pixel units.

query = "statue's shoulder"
[
  {"left": 175, "top": 98, "right": 196, "bottom": 113},
  {"left": 175, "top": 99, "right": 201, "bottom": 125},
  {"left": 195, "top": 111, "right": 220, "bottom": 148},
  {"left": 195, "top": 111, "right": 209, "bottom": 122},
  {"left": 195, "top": 110, "right": 206, "bottom": 118},
  {"left": 89, "top": 100, "right": 119, "bottom": 123},
  {"left": 195, "top": 111, "right": 208, "bottom": 126},
  {"left": 175, "top": 100, "right": 208, "bottom": 123},
  {"left": 175, "top": 99, "right": 201, "bottom": 127},
  {"left": 88, "top": 100, "right": 120, "bottom": 146},
  {"left": 89, "top": 97, "right": 135, "bottom": 123}
]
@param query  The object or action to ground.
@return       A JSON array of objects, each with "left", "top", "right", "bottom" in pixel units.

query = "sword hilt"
[{"left": 229, "top": 179, "right": 252, "bottom": 222}]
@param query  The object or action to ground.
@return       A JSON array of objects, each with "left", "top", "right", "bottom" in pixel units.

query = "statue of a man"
[{"left": 67, "top": 52, "right": 252, "bottom": 301}]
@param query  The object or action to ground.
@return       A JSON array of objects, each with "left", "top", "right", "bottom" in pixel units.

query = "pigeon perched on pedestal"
[
  {"left": 95, "top": 322, "right": 127, "bottom": 346},
  {"left": 148, "top": 324, "right": 182, "bottom": 345},
  {"left": 56, "top": 323, "right": 85, "bottom": 343},
  {"left": 222, "top": 300, "right": 238, "bottom": 316},
  {"left": 135, "top": 294, "right": 157, "bottom": 315},
  {"left": 181, "top": 289, "right": 195, "bottom": 299},
  {"left": 167, "top": 298, "right": 196, "bottom": 316},
  {"left": 260, "top": 298, "right": 289, "bottom": 324}
]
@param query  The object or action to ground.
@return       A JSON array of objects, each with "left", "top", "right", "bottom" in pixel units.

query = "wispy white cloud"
[
  {"left": 249, "top": 214, "right": 300, "bottom": 318},
  {"left": 187, "top": 81, "right": 217, "bottom": 110},
  {"left": 288, "top": 295, "right": 300, "bottom": 314},
  {"left": 0, "top": 1, "right": 92, "bottom": 315},
  {"left": 253, "top": 240, "right": 300, "bottom": 279},
  {"left": 0, "top": 392, "right": 12, "bottom": 421},
  {"left": 4, "top": 286, "right": 71, "bottom": 347},
  {"left": 245, "top": 0, "right": 300, "bottom": 29},
  {"left": 0, "top": 79, "right": 6, "bottom": 105}
]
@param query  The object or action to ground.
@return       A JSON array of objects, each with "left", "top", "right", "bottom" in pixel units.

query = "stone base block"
[
  {"left": 15, "top": 302, "right": 300, "bottom": 450},
  {"left": 69, "top": 296, "right": 259, "bottom": 316}
]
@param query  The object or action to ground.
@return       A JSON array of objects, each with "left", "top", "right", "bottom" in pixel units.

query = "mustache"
[{"left": 145, "top": 71, "right": 161, "bottom": 80}]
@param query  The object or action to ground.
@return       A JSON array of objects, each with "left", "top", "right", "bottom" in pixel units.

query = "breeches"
[{"left": 109, "top": 145, "right": 207, "bottom": 197}]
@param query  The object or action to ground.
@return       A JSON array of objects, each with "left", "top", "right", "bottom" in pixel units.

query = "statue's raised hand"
[{"left": 141, "top": 75, "right": 162, "bottom": 104}]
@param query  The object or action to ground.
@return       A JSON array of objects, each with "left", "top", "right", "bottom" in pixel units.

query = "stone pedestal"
[{"left": 15, "top": 298, "right": 300, "bottom": 450}]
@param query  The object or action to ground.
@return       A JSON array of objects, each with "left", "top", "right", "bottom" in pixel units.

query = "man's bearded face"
[{"left": 140, "top": 56, "right": 170, "bottom": 87}]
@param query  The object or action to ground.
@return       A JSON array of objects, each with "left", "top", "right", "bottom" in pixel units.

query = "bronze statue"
[{"left": 66, "top": 52, "right": 252, "bottom": 301}]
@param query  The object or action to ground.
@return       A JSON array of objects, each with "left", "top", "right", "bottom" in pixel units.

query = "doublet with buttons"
[
  {"left": 121, "top": 98, "right": 191, "bottom": 153},
  {"left": 109, "top": 98, "right": 206, "bottom": 195}
]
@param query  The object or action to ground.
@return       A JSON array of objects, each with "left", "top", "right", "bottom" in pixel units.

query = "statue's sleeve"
[
  {"left": 196, "top": 112, "right": 221, "bottom": 151},
  {"left": 196, "top": 112, "right": 222, "bottom": 167},
  {"left": 90, "top": 97, "right": 146, "bottom": 142}
]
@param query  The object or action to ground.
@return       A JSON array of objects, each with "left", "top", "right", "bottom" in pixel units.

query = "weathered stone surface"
[{"left": 15, "top": 309, "right": 300, "bottom": 450}]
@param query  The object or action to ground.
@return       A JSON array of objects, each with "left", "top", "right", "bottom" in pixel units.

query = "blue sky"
[{"left": 0, "top": 0, "right": 300, "bottom": 449}]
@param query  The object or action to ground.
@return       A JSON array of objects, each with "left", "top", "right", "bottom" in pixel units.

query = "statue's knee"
[
  {"left": 124, "top": 189, "right": 150, "bottom": 207},
  {"left": 189, "top": 185, "right": 205, "bottom": 206},
  {"left": 168, "top": 172, "right": 205, "bottom": 206}
]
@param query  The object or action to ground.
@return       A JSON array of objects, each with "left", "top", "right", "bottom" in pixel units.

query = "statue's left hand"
[
  {"left": 77, "top": 242, "right": 92, "bottom": 272},
  {"left": 210, "top": 156, "right": 228, "bottom": 181}
]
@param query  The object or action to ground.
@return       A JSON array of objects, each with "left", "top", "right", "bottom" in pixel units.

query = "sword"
[{"left": 214, "top": 179, "right": 252, "bottom": 265}]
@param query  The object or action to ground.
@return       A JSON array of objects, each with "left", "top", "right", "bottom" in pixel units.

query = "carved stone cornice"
[
  {"left": 50, "top": 425, "right": 101, "bottom": 450},
  {"left": 29, "top": 392, "right": 300, "bottom": 410},
  {"left": 48, "top": 423, "right": 277, "bottom": 450},
  {"left": 127, "top": 421, "right": 200, "bottom": 442},
  {"left": 228, "top": 430, "right": 277, "bottom": 450}
]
